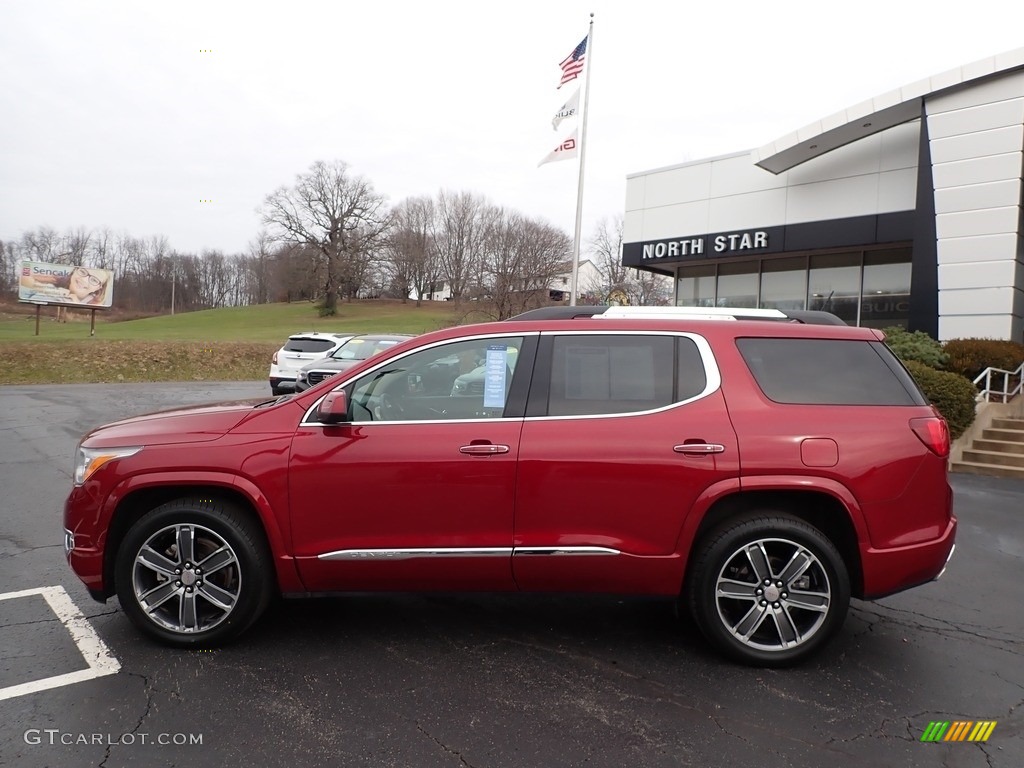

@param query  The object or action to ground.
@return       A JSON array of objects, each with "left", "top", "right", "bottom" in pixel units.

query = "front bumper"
[
  {"left": 269, "top": 377, "right": 297, "bottom": 392},
  {"left": 64, "top": 489, "right": 109, "bottom": 600}
]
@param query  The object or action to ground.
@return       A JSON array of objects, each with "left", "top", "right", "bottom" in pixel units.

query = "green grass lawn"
[
  {"left": 0, "top": 299, "right": 460, "bottom": 342},
  {"left": 0, "top": 299, "right": 470, "bottom": 385}
]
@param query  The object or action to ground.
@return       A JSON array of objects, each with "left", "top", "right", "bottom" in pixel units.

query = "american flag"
[{"left": 558, "top": 36, "right": 587, "bottom": 88}]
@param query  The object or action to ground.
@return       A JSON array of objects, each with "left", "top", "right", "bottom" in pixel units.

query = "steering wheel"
[{"left": 379, "top": 392, "right": 406, "bottom": 419}]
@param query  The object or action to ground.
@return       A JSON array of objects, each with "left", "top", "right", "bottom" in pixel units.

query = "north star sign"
[{"left": 622, "top": 227, "right": 783, "bottom": 267}]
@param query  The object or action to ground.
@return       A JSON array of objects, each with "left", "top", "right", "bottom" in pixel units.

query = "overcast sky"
[{"left": 3, "top": 0, "right": 1023, "bottom": 257}]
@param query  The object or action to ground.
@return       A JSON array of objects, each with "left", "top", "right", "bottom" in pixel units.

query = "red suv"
[{"left": 63, "top": 307, "right": 956, "bottom": 666}]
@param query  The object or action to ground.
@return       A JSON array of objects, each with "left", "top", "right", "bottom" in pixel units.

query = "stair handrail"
[{"left": 973, "top": 362, "right": 1024, "bottom": 403}]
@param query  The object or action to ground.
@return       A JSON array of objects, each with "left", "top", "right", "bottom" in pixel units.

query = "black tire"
[
  {"left": 685, "top": 513, "right": 850, "bottom": 667},
  {"left": 114, "top": 497, "right": 274, "bottom": 647},
  {"left": 271, "top": 384, "right": 284, "bottom": 396}
]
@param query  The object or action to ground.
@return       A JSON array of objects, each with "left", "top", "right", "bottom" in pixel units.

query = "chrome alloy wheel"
[
  {"left": 131, "top": 523, "right": 241, "bottom": 634},
  {"left": 714, "top": 537, "right": 831, "bottom": 653}
]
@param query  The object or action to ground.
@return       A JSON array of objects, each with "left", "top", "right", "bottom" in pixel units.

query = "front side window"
[{"left": 348, "top": 337, "right": 525, "bottom": 422}]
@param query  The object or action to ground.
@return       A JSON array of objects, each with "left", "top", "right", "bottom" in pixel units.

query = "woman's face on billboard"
[{"left": 69, "top": 267, "right": 105, "bottom": 300}]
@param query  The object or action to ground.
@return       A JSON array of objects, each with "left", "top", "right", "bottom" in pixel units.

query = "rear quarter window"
[
  {"left": 736, "top": 338, "right": 927, "bottom": 406},
  {"left": 285, "top": 339, "right": 336, "bottom": 353}
]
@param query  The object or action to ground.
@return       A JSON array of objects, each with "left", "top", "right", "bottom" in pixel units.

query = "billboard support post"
[
  {"left": 90, "top": 309, "right": 97, "bottom": 336},
  {"left": 35, "top": 305, "right": 41, "bottom": 336}
]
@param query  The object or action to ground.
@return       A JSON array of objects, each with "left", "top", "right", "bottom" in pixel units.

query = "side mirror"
[{"left": 317, "top": 390, "right": 350, "bottom": 424}]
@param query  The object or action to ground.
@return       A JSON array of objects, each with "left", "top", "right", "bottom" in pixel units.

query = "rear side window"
[
  {"left": 737, "top": 338, "right": 927, "bottom": 405},
  {"left": 548, "top": 335, "right": 675, "bottom": 416},
  {"left": 285, "top": 338, "right": 336, "bottom": 353},
  {"left": 548, "top": 335, "right": 708, "bottom": 417}
]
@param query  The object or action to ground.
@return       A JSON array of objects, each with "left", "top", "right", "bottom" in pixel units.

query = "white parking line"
[{"left": 0, "top": 585, "right": 120, "bottom": 701}]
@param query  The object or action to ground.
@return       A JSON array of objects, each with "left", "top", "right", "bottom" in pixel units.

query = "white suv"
[{"left": 269, "top": 332, "right": 354, "bottom": 395}]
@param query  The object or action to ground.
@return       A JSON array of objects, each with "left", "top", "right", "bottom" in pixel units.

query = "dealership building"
[{"left": 623, "top": 47, "right": 1024, "bottom": 341}]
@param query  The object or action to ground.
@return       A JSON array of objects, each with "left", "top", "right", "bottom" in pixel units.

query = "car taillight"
[
  {"left": 272, "top": 351, "right": 279, "bottom": 365},
  {"left": 910, "top": 417, "right": 950, "bottom": 457}
]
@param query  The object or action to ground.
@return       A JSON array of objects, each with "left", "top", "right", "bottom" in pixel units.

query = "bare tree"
[
  {"left": 0, "top": 240, "right": 14, "bottom": 292},
  {"left": 19, "top": 226, "right": 63, "bottom": 262},
  {"left": 482, "top": 211, "right": 572, "bottom": 320},
  {"left": 245, "top": 230, "right": 275, "bottom": 305},
  {"left": 631, "top": 268, "right": 672, "bottom": 306},
  {"left": 63, "top": 227, "right": 92, "bottom": 266},
  {"left": 585, "top": 215, "right": 628, "bottom": 301},
  {"left": 433, "top": 190, "right": 488, "bottom": 302},
  {"left": 260, "top": 160, "right": 390, "bottom": 315},
  {"left": 92, "top": 228, "right": 113, "bottom": 270},
  {"left": 583, "top": 215, "right": 671, "bottom": 305},
  {"left": 386, "top": 196, "right": 439, "bottom": 306}
]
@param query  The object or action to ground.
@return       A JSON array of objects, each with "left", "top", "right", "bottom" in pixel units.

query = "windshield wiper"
[{"left": 253, "top": 394, "right": 292, "bottom": 408}]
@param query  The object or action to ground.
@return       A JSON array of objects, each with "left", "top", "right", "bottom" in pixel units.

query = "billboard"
[{"left": 19, "top": 261, "right": 114, "bottom": 308}]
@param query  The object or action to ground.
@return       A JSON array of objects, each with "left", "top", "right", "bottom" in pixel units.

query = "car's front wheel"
[
  {"left": 686, "top": 513, "right": 850, "bottom": 667},
  {"left": 114, "top": 498, "right": 273, "bottom": 647}
]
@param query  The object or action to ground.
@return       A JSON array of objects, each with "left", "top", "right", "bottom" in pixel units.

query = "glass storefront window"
[
  {"left": 716, "top": 262, "right": 758, "bottom": 307},
  {"left": 808, "top": 253, "right": 860, "bottom": 325},
  {"left": 671, "top": 247, "right": 912, "bottom": 327},
  {"left": 861, "top": 249, "right": 912, "bottom": 330},
  {"left": 760, "top": 257, "right": 807, "bottom": 311},
  {"left": 676, "top": 265, "right": 715, "bottom": 307}
]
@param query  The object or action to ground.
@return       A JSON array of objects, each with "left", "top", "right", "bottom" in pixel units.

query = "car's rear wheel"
[
  {"left": 114, "top": 498, "right": 273, "bottom": 647},
  {"left": 686, "top": 513, "right": 850, "bottom": 667}
]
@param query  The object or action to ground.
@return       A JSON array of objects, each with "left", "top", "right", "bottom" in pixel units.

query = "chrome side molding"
[{"left": 318, "top": 545, "right": 621, "bottom": 561}]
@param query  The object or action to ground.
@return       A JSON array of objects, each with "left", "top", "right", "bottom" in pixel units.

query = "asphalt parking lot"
[{"left": 1, "top": 382, "right": 1021, "bottom": 768}]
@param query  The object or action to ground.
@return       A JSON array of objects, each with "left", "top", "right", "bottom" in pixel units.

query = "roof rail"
[
  {"left": 508, "top": 306, "right": 607, "bottom": 321},
  {"left": 598, "top": 306, "right": 785, "bottom": 320},
  {"left": 507, "top": 305, "right": 846, "bottom": 325}
]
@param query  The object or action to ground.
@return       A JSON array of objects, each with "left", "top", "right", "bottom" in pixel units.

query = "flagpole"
[{"left": 568, "top": 14, "right": 594, "bottom": 307}]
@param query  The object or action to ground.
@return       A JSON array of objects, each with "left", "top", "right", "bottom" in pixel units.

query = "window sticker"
[{"left": 483, "top": 345, "right": 509, "bottom": 408}]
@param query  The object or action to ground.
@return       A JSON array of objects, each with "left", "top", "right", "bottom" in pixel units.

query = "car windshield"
[{"left": 331, "top": 337, "right": 405, "bottom": 361}]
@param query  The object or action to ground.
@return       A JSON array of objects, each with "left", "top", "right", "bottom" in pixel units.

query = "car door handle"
[
  {"left": 673, "top": 443, "right": 725, "bottom": 456},
  {"left": 459, "top": 444, "right": 510, "bottom": 456}
]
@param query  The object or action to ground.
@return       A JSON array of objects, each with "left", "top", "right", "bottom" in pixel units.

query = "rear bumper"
[{"left": 861, "top": 516, "right": 957, "bottom": 599}]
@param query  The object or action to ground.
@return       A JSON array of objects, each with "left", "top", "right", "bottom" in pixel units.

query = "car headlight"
[
  {"left": 74, "top": 446, "right": 142, "bottom": 486},
  {"left": 297, "top": 371, "right": 307, "bottom": 382}
]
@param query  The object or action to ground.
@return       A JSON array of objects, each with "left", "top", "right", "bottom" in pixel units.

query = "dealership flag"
[
  {"left": 552, "top": 89, "right": 580, "bottom": 130},
  {"left": 558, "top": 36, "right": 587, "bottom": 88},
  {"left": 538, "top": 129, "right": 578, "bottom": 167}
]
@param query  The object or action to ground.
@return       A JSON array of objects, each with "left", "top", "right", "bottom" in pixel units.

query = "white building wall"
[
  {"left": 926, "top": 69, "right": 1024, "bottom": 342},
  {"left": 624, "top": 51, "right": 1024, "bottom": 342},
  {"left": 624, "top": 122, "right": 920, "bottom": 245}
]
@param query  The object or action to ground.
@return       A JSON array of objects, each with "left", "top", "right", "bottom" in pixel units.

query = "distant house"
[
  {"left": 548, "top": 259, "right": 601, "bottom": 302},
  {"left": 410, "top": 281, "right": 452, "bottom": 302},
  {"left": 409, "top": 260, "right": 601, "bottom": 303}
]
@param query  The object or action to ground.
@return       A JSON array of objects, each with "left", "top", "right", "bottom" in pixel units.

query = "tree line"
[{"left": 1, "top": 159, "right": 668, "bottom": 318}]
